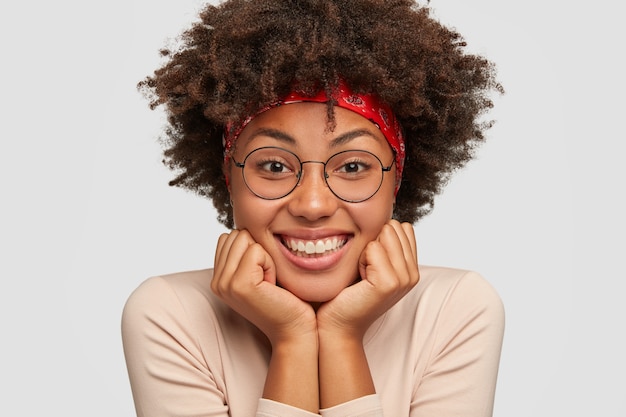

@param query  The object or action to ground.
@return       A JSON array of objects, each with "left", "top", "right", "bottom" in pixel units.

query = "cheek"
[
  {"left": 231, "top": 190, "right": 277, "bottom": 233},
  {"left": 372, "top": 177, "right": 396, "bottom": 220},
  {"left": 231, "top": 199, "right": 258, "bottom": 230},
  {"left": 350, "top": 196, "right": 395, "bottom": 235},
  {"left": 229, "top": 173, "right": 253, "bottom": 228}
]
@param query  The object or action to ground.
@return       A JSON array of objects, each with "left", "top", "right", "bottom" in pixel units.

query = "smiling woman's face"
[{"left": 227, "top": 102, "right": 397, "bottom": 302}]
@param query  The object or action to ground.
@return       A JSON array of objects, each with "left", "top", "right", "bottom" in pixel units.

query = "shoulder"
[
  {"left": 413, "top": 265, "right": 505, "bottom": 342},
  {"left": 121, "top": 269, "right": 229, "bottom": 343},
  {"left": 385, "top": 265, "right": 504, "bottom": 334},
  {"left": 374, "top": 265, "right": 505, "bottom": 366},
  {"left": 416, "top": 265, "right": 503, "bottom": 310},
  {"left": 122, "top": 269, "right": 215, "bottom": 317},
  {"left": 125, "top": 268, "right": 214, "bottom": 298}
]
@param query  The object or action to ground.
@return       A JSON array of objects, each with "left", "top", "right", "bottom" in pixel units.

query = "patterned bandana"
[{"left": 223, "top": 82, "right": 405, "bottom": 193}]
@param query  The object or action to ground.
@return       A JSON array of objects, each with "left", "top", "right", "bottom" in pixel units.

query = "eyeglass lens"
[{"left": 237, "top": 147, "right": 390, "bottom": 202}]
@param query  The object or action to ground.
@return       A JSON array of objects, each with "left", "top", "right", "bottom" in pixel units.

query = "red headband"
[{"left": 224, "top": 82, "right": 405, "bottom": 193}]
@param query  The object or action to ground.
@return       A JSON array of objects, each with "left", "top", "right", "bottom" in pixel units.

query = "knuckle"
[
  {"left": 211, "top": 278, "right": 225, "bottom": 296},
  {"left": 411, "top": 267, "right": 420, "bottom": 285}
]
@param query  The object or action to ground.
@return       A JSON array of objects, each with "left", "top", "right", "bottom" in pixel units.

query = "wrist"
[
  {"left": 271, "top": 332, "right": 319, "bottom": 356},
  {"left": 317, "top": 319, "right": 367, "bottom": 345},
  {"left": 318, "top": 328, "right": 364, "bottom": 355},
  {"left": 318, "top": 328, "right": 375, "bottom": 408},
  {"left": 264, "top": 309, "right": 318, "bottom": 348},
  {"left": 264, "top": 332, "right": 320, "bottom": 413}
]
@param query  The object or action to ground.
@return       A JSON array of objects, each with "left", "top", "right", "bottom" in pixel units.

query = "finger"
[
  {"left": 238, "top": 242, "right": 277, "bottom": 285},
  {"left": 358, "top": 239, "right": 397, "bottom": 291},
  {"left": 212, "top": 232, "right": 234, "bottom": 293},
  {"left": 368, "top": 220, "right": 419, "bottom": 290},
  {"left": 385, "top": 220, "right": 414, "bottom": 266},
  {"left": 231, "top": 242, "right": 277, "bottom": 294},
  {"left": 386, "top": 221, "right": 419, "bottom": 285},
  {"left": 400, "top": 222, "right": 418, "bottom": 264},
  {"left": 385, "top": 220, "right": 419, "bottom": 284},
  {"left": 399, "top": 222, "right": 420, "bottom": 286},
  {"left": 213, "top": 232, "right": 234, "bottom": 275},
  {"left": 213, "top": 230, "right": 257, "bottom": 294},
  {"left": 376, "top": 221, "right": 412, "bottom": 284}
]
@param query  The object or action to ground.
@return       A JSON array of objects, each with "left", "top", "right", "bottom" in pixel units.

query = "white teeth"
[
  {"left": 315, "top": 241, "right": 325, "bottom": 254},
  {"left": 286, "top": 237, "right": 345, "bottom": 255},
  {"left": 305, "top": 241, "right": 316, "bottom": 254}
]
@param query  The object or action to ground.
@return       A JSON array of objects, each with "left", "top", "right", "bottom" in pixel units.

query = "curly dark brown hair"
[{"left": 139, "top": 0, "right": 502, "bottom": 229}]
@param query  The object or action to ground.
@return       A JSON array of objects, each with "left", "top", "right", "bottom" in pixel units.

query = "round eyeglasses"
[{"left": 232, "top": 146, "right": 394, "bottom": 202}]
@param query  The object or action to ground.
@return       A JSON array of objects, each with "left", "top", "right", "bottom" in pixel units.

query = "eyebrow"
[
  {"left": 329, "top": 128, "right": 381, "bottom": 148},
  {"left": 245, "top": 127, "right": 382, "bottom": 147},
  {"left": 245, "top": 128, "right": 295, "bottom": 145}
]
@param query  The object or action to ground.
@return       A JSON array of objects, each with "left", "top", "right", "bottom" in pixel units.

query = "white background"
[{"left": 1, "top": 0, "right": 623, "bottom": 415}]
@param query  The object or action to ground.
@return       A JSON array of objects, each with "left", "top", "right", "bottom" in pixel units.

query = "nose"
[{"left": 287, "top": 162, "right": 338, "bottom": 221}]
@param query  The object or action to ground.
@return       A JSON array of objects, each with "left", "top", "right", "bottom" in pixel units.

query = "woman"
[{"left": 122, "top": 1, "right": 505, "bottom": 416}]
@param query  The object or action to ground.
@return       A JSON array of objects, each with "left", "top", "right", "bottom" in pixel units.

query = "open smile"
[
  {"left": 273, "top": 233, "right": 353, "bottom": 271},
  {"left": 280, "top": 235, "right": 349, "bottom": 257}
]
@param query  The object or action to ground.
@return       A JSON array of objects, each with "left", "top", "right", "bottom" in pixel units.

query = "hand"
[
  {"left": 317, "top": 220, "right": 420, "bottom": 339},
  {"left": 211, "top": 229, "right": 317, "bottom": 346}
]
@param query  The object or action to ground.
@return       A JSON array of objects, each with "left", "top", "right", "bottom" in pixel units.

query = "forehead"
[{"left": 236, "top": 102, "right": 388, "bottom": 150}]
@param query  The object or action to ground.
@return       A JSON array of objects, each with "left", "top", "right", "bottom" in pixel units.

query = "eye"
[
  {"left": 255, "top": 158, "right": 295, "bottom": 175},
  {"left": 328, "top": 150, "right": 381, "bottom": 180},
  {"left": 261, "top": 160, "right": 289, "bottom": 173},
  {"left": 336, "top": 160, "right": 372, "bottom": 174},
  {"left": 341, "top": 161, "right": 365, "bottom": 173}
]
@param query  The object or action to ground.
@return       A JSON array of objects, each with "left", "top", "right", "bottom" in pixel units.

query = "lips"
[{"left": 282, "top": 236, "right": 348, "bottom": 256}]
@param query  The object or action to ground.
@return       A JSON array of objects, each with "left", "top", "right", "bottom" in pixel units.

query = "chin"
[
  {"left": 293, "top": 288, "right": 341, "bottom": 303},
  {"left": 278, "top": 275, "right": 356, "bottom": 304}
]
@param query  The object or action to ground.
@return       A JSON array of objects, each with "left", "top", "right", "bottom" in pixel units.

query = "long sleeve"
[
  {"left": 360, "top": 267, "right": 504, "bottom": 417},
  {"left": 122, "top": 271, "right": 333, "bottom": 417},
  {"left": 121, "top": 275, "right": 230, "bottom": 417},
  {"left": 408, "top": 270, "right": 505, "bottom": 416},
  {"left": 121, "top": 267, "right": 504, "bottom": 417},
  {"left": 320, "top": 395, "right": 383, "bottom": 417}
]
